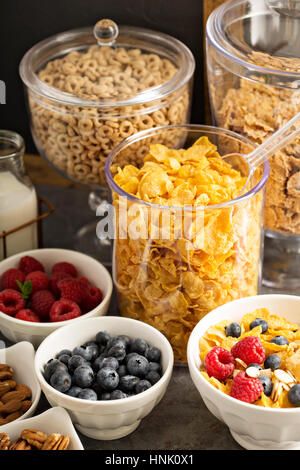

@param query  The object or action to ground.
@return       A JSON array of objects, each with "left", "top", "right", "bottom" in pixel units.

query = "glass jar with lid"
[
  {"left": 206, "top": 0, "right": 300, "bottom": 289},
  {"left": 19, "top": 19, "right": 195, "bottom": 265},
  {"left": 19, "top": 19, "right": 195, "bottom": 188}
]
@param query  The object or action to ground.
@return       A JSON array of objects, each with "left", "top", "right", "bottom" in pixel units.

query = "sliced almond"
[
  {"left": 245, "top": 366, "right": 260, "bottom": 378},
  {"left": 274, "top": 369, "right": 295, "bottom": 384},
  {"left": 259, "top": 368, "right": 273, "bottom": 379},
  {"left": 235, "top": 358, "right": 247, "bottom": 369}
]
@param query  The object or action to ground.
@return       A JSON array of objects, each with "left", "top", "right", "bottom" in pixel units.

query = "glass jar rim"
[
  {"left": 105, "top": 123, "right": 270, "bottom": 211},
  {"left": 19, "top": 25, "right": 195, "bottom": 108},
  {"left": 206, "top": 0, "right": 300, "bottom": 80},
  {"left": 0, "top": 130, "right": 25, "bottom": 160}
]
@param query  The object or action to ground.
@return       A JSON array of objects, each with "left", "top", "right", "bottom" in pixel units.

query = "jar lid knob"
[{"left": 93, "top": 19, "right": 119, "bottom": 46}]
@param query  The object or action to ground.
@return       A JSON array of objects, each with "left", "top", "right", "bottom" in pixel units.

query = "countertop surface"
[{"left": 1, "top": 184, "right": 299, "bottom": 451}]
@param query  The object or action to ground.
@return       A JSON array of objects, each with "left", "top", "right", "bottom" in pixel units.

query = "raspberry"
[
  {"left": 1, "top": 268, "right": 25, "bottom": 291},
  {"left": 230, "top": 371, "right": 264, "bottom": 403},
  {"left": 19, "top": 256, "right": 45, "bottom": 274},
  {"left": 77, "top": 277, "right": 91, "bottom": 287},
  {"left": 231, "top": 336, "right": 265, "bottom": 365},
  {"left": 52, "top": 262, "right": 77, "bottom": 278},
  {"left": 205, "top": 346, "right": 235, "bottom": 381},
  {"left": 0, "top": 289, "right": 25, "bottom": 316},
  {"left": 31, "top": 290, "right": 55, "bottom": 320},
  {"left": 25, "top": 271, "right": 49, "bottom": 294},
  {"left": 49, "top": 299, "right": 81, "bottom": 322},
  {"left": 15, "top": 309, "right": 40, "bottom": 323},
  {"left": 58, "top": 278, "right": 88, "bottom": 304},
  {"left": 49, "top": 272, "right": 72, "bottom": 298},
  {"left": 81, "top": 286, "right": 103, "bottom": 312}
]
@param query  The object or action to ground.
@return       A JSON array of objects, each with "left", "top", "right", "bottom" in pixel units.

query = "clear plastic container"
[
  {"left": 19, "top": 20, "right": 195, "bottom": 188},
  {"left": 206, "top": 0, "right": 300, "bottom": 290},
  {"left": 105, "top": 124, "right": 269, "bottom": 362}
]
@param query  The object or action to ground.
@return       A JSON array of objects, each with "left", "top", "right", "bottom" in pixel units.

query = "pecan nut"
[
  {"left": 0, "top": 433, "right": 10, "bottom": 450},
  {"left": 21, "top": 429, "right": 48, "bottom": 449},
  {"left": 9, "top": 438, "right": 31, "bottom": 450},
  {"left": 41, "top": 433, "right": 70, "bottom": 450}
]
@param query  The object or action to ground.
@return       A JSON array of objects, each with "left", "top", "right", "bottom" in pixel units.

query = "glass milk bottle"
[{"left": 0, "top": 130, "right": 38, "bottom": 260}]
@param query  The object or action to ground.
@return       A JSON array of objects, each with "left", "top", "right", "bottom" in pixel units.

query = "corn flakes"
[{"left": 112, "top": 137, "right": 264, "bottom": 362}]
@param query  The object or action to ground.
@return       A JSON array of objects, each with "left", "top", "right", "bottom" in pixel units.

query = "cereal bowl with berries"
[
  {"left": 34, "top": 316, "right": 174, "bottom": 440},
  {"left": 0, "top": 249, "right": 112, "bottom": 347},
  {"left": 187, "top": 294, "right": 300, "bottom": 450}
]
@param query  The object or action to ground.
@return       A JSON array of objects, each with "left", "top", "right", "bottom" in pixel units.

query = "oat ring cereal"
[{"left": 21, "top": 28, "right": 194, "bottom": 187}]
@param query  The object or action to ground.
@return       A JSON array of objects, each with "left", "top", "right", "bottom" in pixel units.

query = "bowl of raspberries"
[
  {"left": 187, "top": 294, "right": 300, "bottom": 451},
  {"left": 34, "top": 316, "right": 174, "bottom": 440},
  {"left": 0, "top": 249, "right": 113, "bottom": 347}
]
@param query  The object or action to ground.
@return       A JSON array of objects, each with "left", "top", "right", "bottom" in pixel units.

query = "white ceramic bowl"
[
  {"left": 35, "top": 316, "right": 174, "bottom": 440},
  {"left": 0, "top": 341, "right": 40, "bottom": 426},
  {"left": 0, "top": 406, "right": 84, "bottom": 449},
  {"left": 0, "top": 248, "right": 113, "bottom": 348},
  {"left": 187, "top": 294, "right": 300, "bottom": 450}
]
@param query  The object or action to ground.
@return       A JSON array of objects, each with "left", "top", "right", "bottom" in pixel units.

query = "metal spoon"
[{"left": 223, "top": 111, "right": 300, "bottom": 194}]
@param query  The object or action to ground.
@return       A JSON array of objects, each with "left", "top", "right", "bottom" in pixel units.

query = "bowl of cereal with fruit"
[
  {"left": 187, "top": 294, "right": 300, "bottom": 450},
  {"left": 0, "top": 249, "right": 112, "bottom": 347}
]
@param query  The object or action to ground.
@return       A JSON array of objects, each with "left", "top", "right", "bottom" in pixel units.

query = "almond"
[
  {"left": 0, "top": 370, "right": 13, "bottom": 381},
  {"left": 0, "top": 399, "right": 22, "bottom": 415},
  {"left": 21, "top": 400, "right": 32, "bottom": 413},
  {"left": 1, "top": 390, "right": 26, "bottom": 404},
  {"left": 15, "top": 384, "right": 32, "bottom": 399},
  {"left": 0, "top": 382, "right": 11, "bottom": 398}
]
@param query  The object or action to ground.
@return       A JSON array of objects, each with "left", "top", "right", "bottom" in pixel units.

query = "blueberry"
[
  {"left": 50, "top": 369, "right": 72, "bottom": 393},
  {"left": 57, "top": 354, "right": 71, "bottom": 366},
  {"left": 97, "top": 367, "right": 119, "bottom": 391},
  {"left": 101, "top": 392, "right": 111, "bottom": 400},
  {"left": 119, "top": 375, "right": 140, "bottom": 392},
  {"left": 44, "top": 359, "right": 67, "bottom": 382},
  {"left": 56, "top": 349, "right": 71, "bottom": 358},
  {"left": 73, "top": 365, "right": 94, "bottom": 388},
  {"left": 68, "top": 354, "right": 87, "bottom": 373},
  {"left": 250, "top": 318, "right": 268, "bottom": 334},
  {"left": 248, "top": 363, "right": 263, "bottom": 370},
  {"left": 96, "top": 331, "right": 111, "bottom": 347},
  {"left": 108, "top": 335, "right": 130, "bottom": 350},
  {"left": 117, "top": 365, "right": 127, "bottom": 378},
  {"left": 264, "top": 354, "right": 281, "bottom": 370},
  {"left": 148, "top": 362, "right": 162, "bottom": 374},
  {"left": 124, "top": 352, "right": 140, "bottom": 365},
  {"left": 130, "top": 338, "right": 148, "bottom": 356},
  {"left": 269, "top": 335, "right": 289, "bottom": 346},
  {"left": 258, "top": 376, "right": 272, "bottom": 397},
  {"left": 78, "top": 388, "right": 98, "bottom": 401},
  {"left": 288, "top": 384, "right": 300, "bottom": 406},
  {"left": 72, "top": 345, "right": 94, "bottom": 362},
  {"left": 145, "top": 347, "right": 161, "bottom": 363},
  {"left": 135, "top": 379, "right": 152, "bottom": 394},
  {"left": 91, "top": 380, "right": 103, "bottom": 396},
  {"left": 115, "top": 335, "right": 131, "bottom": 349},
  {"left": 127, "top": 354, "right": 149, "bottom": 377},
  {"left": 225, "top": 322, "right": 241, "bottom": 338},
  {"left": 145, "top": 370, "right": 161, "bottom": 385},
  {"left": 98, "top": 357, "right": 119, "bottom": 371},
  {"left": 82, "top": 342, "right": 99, "bottom": 361},
  {"left": 66, "top": 386, "right": 82, "bottom": 398},
  {"left": 107, "top": 346, "right": 126, "bottom": 362},
  {"left": 111, "top": 390, "right": 128, "bottom": 400}
]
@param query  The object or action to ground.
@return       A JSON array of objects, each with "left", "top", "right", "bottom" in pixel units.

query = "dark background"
[{"left": 0, "top": 0, "right": 204, "bottom": 154}]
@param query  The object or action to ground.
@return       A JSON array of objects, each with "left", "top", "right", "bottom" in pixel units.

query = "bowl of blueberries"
[{"left": 34, "top": 316, "right": 174, "bottom": 440}]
